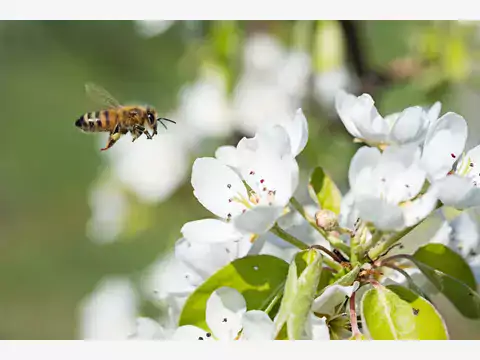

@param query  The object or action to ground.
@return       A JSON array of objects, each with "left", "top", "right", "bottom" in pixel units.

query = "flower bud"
[{"left": 315, "top": 209, "right": 338, "bottom": 231}]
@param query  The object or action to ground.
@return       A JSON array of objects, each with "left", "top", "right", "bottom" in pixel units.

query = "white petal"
[
  {"left": 421, "top": 112, "right": 467, "bottom": 181},
  {"left": 312, "top": 282, "right": 359, "bottom": 317},
  {"left": 175, "top": 238, "right": 240, "bottom": 279},
  {"left": 348, "top": 146, "right": 381, "bottom": 188},
  {"left": 356, "top": 196, "right": 405, "bottom": 231},
  {"left": 215, "top": 145, "right": 240, "bottom": 170},
  {"left": 283, "top": 108, "right": 309, "bottom": 157},
  {"left": 339, "top": 191, "right": 359, "bottom": 230},
  {"left": 434, "top": 175, "right": 480, "bottom": 209},
  {"left": 451, "top": 211, "right": 480, "bottom": 257},
  {"left": 374, "top": 145, "right": 426, "bottom": 203},
  {"left": 390, "top": 106, "right": 427, "bottom": 145},
  {"left": 240, "top": 154, "right": 299, "bottom": 207},
  {"left": 181, "top": 219, "right": 244, "bottom": 243},
  {"left": 334, "top": 90, "right": 366, "bottom": 139},
  {"left": 402, "top": 188, "right": 439, "bottom": 227},
  {"left": 191, "top": 157, "right": 248, "bottom": 219},
  {"left": 240, "top": 310, "right": 275, "bottom": 340},
  {"left": 78, "top": 277, "right": 137, "bottom": 340},
  {"left": 430, "top": 221, "right": 453, "bottom": 246},
  {"left": 171, "top": 325, "right": 214, "bottom": 341},
  {"left": 427, "top": 101, "right": 442, "bottom": 124},
  {"left": 206, "top": 287, "right": 246, "bottom": 340},
  {"left": 233, "top": 206, "right": 284, "bottom": 234},
  {"left": 305, "top": 314, "right": 330, "bottom": 340},
  {"left": 237, "top": 125, "right": 291, "bottom": 160},
  {"left": 142, "top": 253, "right": 201, "bottom": 299},
  {"left": 130, "top": 318, "right": 165, "bottom": 340}
]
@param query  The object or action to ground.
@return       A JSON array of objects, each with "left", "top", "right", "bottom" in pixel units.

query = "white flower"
[
  {"left": 77, "top": 276, "right": 138, "bottom": 340},
  {"left": 216, "top": 108, "right": 307, "bottom": 173},
  {"left": 344, "top": 145, "right": 438, "bottom": 230},
  {"left": 172, "top": 287, "right": 274, "bottom": 340},
  {"left": 134, "top": 20, "right": 175, "bottom": 38},
  {"left": 104, "top": 132, "right": 189, "bottom": 204},
  {"left": 431, "top": 209, "right": 480, "bottom": 259},
  {"left": 335, "top": 89, "right": 441, "bottom": 146},
  {"left": 314, "top": 67, "right": 353, "bottom": 114},
  {"left": 232, "top": 34, "right": 310, "bottom": 136},
  {"left": 86, "top": 179, "right": 129, "bottom": 244},
  {"left": 420, "top": 112, "right": 480, "bottom": 209},
  {"left": 191, "top": 146, "right": 298, "bottom": 234},
  {"left": 177, "top": 68, "right": 234, "bottom": 139}
]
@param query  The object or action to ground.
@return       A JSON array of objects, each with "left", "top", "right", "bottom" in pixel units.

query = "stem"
[
  {"left": 271, "top": 225, "right": 343, "bottom": 271},
  {"left": 270, "top": 224, "right": 309, "bottom": 250},
  {"left": 309, "top": 244, "right": 343, "bottom": 263},
  {"left": 382, "top": 263, "right": 428, "bottom": 299},
  {"left": 349, "top": 291, "right": 361, "bottom": 339},
  {"left": 367, "top": 227, "right": 413, "bottom": 261},
  {"left": 289, "top": 197, "right": 350, "bottom": 254},
  {"left": 263, "top": 282, "right": 285, "bottom": 315},
  {"left": 367, "top": 202, "right": 442, "bottom": 261}
]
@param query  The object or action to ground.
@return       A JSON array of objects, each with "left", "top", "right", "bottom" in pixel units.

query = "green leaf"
[
  {"left": 387, "top": 285, "right": 449, "bottom": 340},
  {"left": 274, "top": 249, "right": 323, "bottom": 340},
  {"left": 287, "top": 249, "right": 323, "bottom": 340},
  {"left": 408, "top": 257, "right": 480, "bottom": 319},
  {"left": 361, "top": 284, "right": 448, "bottom": 340},
  {"left": 308, "top": 167, "right": 342, "bottom": 214},
  {"left": 413, "top": 243, "right": 476, "bottom": 289},
  {"left": 178, "top": 255, "right": 289, "bottom": 330}
]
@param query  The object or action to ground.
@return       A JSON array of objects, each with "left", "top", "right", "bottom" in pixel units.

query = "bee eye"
[{"left": 147, "top": 113, "right": 155, "bottom": 124}]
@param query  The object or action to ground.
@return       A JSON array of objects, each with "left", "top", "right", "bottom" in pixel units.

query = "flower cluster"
[{"left": 80, "top": 89, "right": 480, "bottom": 340}]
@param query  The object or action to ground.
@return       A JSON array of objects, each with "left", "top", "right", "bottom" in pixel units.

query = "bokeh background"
[{"left": 1, "top": 20, "right": 480, "bottom": 339}]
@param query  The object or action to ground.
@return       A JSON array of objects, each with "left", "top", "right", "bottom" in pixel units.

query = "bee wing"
[{"left": 85, "top": 82, "right": 122, "bottom": 109}]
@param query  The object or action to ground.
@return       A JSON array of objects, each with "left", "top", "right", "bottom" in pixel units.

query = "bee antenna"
[{"left": 158, "top": 117, "right": 176, "bottom": 124}]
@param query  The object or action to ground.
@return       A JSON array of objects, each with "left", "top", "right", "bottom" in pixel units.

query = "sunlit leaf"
[
  {"left": 387, "top": 285, "right": 449, "bottom": 340},
  {"left": 178, "top": 255, "right": 289, "bottom": 331},
  {"left": 287, "top": 249, "right": 323, "bottom": 340},
  {"left": 413, "top": 243, "right": 476, "bottom": 289},
  {"left": 274, "top": 249, "right": 323, "bottom": 340},
  {"left": 408, "top": 257, "right": 480, "bottom": 319},
  {"left": 308, "top": 167, "right": 342, "bottom": 214},
  {"left": 361, "top": 284, "right": 448, "bottom": 339}
]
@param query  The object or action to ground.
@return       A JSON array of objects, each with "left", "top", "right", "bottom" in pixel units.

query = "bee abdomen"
[{"left": 75, "top": 111, "right": 109, "bottom": 132}]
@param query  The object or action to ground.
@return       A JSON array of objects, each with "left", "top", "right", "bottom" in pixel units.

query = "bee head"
[{"left": 146, "top": 106, "right": 176, "bottom": 135}]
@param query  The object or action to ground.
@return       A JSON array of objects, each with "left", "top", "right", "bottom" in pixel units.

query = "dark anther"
[
  {"left": 412, "top": 308, "right": 419, "bottom": 316},
  {"left": 198, "top": 337, "right": 204, "bottom": 340},
  {"left": 222, "top": 318, "right": 228, "bottom": 323}
]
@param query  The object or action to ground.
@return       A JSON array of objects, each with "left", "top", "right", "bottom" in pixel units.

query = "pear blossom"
[
  {"left": 232, "top": 34, "right": 311, "bottom": 135},
  {"left": 78, "top": 276, "right": 139, "bottom": 340},
  {"left": 191, "top": 134, "right": 299, "bottom": 235},
  {"left": 343, "top": 145, "right": 439, "bottom": 231},
  {"left": 431, "top": 209, "right": 480, "bottom": 259},
  {"left": 420, "top": 112, "right": 480, "bottom": 209},
  {"left": 172, "top": 287, "right": 274, "bottom": 340},
  {"left": 335, "top": 89, "right": 441, "bottom": 147}
]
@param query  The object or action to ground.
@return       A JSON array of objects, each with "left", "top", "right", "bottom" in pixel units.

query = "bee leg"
[
  {"left": 100, "top": 132, "right": 121, "bottom": 151},
  {"left": 100, "top": 124, "right": 121, "bottom": 151},
  {"left": 131, "top": 125, "right": 152, "bottom": 142}
]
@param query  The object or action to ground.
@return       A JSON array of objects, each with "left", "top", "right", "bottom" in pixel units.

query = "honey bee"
[{"left": 74, "top": 83, "right": 176, "bottom": 151}]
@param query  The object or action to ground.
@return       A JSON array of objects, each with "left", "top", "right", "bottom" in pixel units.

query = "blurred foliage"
[{"left": 0, "top": 20, "right": 479, "bottom": 339}]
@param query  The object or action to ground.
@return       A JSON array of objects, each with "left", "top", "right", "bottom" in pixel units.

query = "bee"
[{"left": 74, "top": 83, "right": 176, "bottom": 151}]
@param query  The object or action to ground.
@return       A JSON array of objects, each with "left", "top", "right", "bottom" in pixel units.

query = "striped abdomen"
[{"left": 74, "top": 110, "right": 117, "bottom": 132}]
